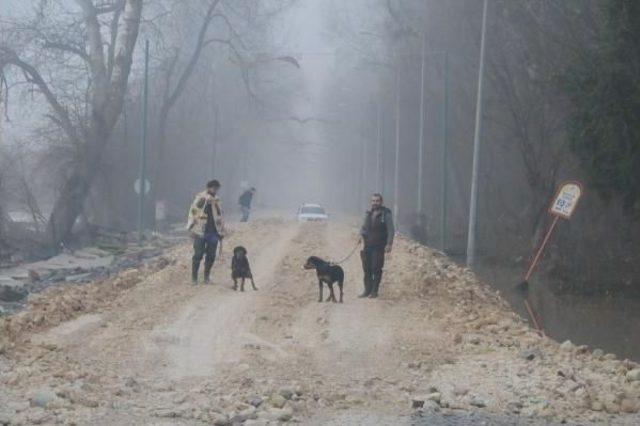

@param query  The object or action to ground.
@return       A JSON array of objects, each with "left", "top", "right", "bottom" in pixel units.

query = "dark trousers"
[
  {"left": 192, "top": 233, "right": 219, "bottom": 282},
  {"left": 360, "top": 245, "right": 385, "bottom": 296},
  {"left": 240, "top": 206, "right": 251, "bottom": 222}
]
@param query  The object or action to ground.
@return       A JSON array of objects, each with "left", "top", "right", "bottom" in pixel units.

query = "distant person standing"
[
  {"left": 238, "top": 187, "right": 256, "bottom": 222},
  {"left": 187, "top": 180, "right": 225, "bottom": 284},
  {"left": 359, "top": 193, "right": 394, "bottom": 298}
]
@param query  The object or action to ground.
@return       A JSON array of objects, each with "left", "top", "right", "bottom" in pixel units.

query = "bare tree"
[{"left": 0, "top": 0, "right": 144, "bottom": 248}]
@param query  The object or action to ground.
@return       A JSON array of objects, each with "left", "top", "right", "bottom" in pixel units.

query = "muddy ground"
[{"left": 0, "top": 218, "right": 639, "bottom": 425}]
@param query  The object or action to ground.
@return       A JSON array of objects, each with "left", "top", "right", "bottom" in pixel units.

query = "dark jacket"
[
  {"left": 239, "top": 190, "right": 253, "bottom": 208},
  {"left": 360, "top": 206, "right": 395, "bottom": 248}
]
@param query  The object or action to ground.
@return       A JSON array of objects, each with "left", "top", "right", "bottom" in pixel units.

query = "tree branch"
[
  {"left": 43, "top": 41, "right": 89, "bottom": 61},
  {"left": 164, "top": 0, "right": 222, "bottom": 111},
  {"left": 0, "top": 46, "right": 80, "bottom": 145}
]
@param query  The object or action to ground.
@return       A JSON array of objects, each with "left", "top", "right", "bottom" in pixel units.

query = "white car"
[{"left": 297, "top": 204, "right": 329, "bottom": 222}]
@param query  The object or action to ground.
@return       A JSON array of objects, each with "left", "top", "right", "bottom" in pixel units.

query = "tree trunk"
[{"left": 46, "top": 130, "right": 108, "bottom": 248}]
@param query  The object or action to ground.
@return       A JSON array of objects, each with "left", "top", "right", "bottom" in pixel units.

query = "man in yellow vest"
[{"left": 187, "top": 180, "right": 226, "bottom": 284}]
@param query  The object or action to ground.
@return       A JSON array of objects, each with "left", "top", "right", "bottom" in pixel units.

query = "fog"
[{"left": 2, "top": 0, "right": 640, "bottom": 308}]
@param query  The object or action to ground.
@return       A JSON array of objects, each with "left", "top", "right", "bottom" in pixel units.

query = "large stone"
[
  {"left": 0, "top": 285, "right": 27, "bottom": 302},
  {"left": 269, "top": 393, "right": 287, "bottom": 409},
  {"left": 261, "top": 406, "right": 293, "bottom": 422},
  {"left": 604, "top": 401, "right": 620, "bottom": 414},
  {"left": 279, "top": 386, "right": 296, "bottom": 400},
  {"left": 627, "top": 369, "right": 640, "bottom": 382},
  {"left": 231, "top": 406, "right": 257, "bottom": 423},
  {"left": 452, "top": 385, "right": 469, "bottom": 397},
  {"left": 30, "top": 390, "right": 57, "bottom": 409},
  {"left": 248, "top": 396, "right": 264, "bottom": 407},
  {"left": 470, "top": 397, "right": 487, "bottom": 408},
  {"left": 560, "top": 340, "right": 574, "bottom": 352},
  {"left": 590, "top": 400, "right": 604, "bottom": 412},
  {"left": 620, "top": 398, "right": 639, "bottom": 414},
  {"left": 209, "top": 412, "right": 230, "bottom": 426}
]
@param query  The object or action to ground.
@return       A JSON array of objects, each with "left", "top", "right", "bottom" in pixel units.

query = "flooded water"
[{"left": 476, "top": 262, "right": 640, "bottom": 362}]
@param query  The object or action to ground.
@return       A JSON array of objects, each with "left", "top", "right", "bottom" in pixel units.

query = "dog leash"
[{"left": 329, "top": 239, "right": 362, "bottom": 265}]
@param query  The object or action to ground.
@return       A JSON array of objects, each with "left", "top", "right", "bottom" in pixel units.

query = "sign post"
[{"left": 519, "top": 181, "right": 583, "bottom": 333}]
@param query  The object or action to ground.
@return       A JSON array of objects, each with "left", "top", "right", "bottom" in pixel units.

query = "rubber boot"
[
  {"left": 191, "top": 260, "right": 200, "bottom": 285},
  {"left": 359, "top": 277, "right": 371, "bottom": 298},
  {"left": 203, "top": 260, "right": 213, "bottom": 284},
  {"left": 369, "top": 273, "right": 381, "bottom": 298}
]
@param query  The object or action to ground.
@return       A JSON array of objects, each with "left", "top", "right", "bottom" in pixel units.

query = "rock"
[
  {"left": 30, "top": 390, "right": 58, "bottom": 408},
  {"left": 412, "top": 393, "right": 441, "bottom": 408},
  {"left": 426, "top": 393, "right": 441, "bottom": 404},
  {"left": 627, "top": 369, "right": 640, "bottom": 382},
  {"left": 26, "top": 409, "right": 50, "bottom": 425},
  {"left": 248, "top": 396, "right": 264, "bottom": 407},
  {"left": 153, "top": 408, "right": 183, "bottom": 418},
  {"left": 124, "top": 377, "right": 139, "bottom": 388},
  {"left": 604, "top": 400, "right": 620, "bottom": 414},
  {"left": 209, "top": 412, "right": 230, "bottom": 426},
  {"left": 244, "top": 420, "right": 269, "bottom": 426},
  {"left": 0, "top": 285, "right": 27, "bottom": 302},
  {"left": 620, "top": 398, "right": 639, "bottom": 413},
  {"left": 28, "top": 269, "right": 41, "bottom": 282},
  {"left": 231, "top": 406, "right": 257, "bottom": 423},
  {"left": 412, "top": 397, "right": 424, "bottom": 409},
  {"left": 0, "top": 413, "right": 12, "bottom": 426},
  {"left": 604, "top": 353, "right": 617, "bottom": 360},
  {"left": 576, "top": 345, "right": 589, "bottom": 354},
  {"left": 172, "top": 394, "right": 187, "bottom": 404},
  {"left": 590, "top": 401, "right": 604, "bottom": 412},
  {"left": 269, "top": 393, "right": 287, "bottom": 409},
  {"left": 507, "top": 400, "right": 523, "bottom": 414},
  {"left": 470, "top": 397, "right": 487, "bottom": 408},
  {"left": 289, "top": 400, "right": 306, "bottom": 413},
  {"left": 279, "top": 386, "right": 296, "bottom": 400},
  {"left": 519, "top": 349, "right": 540, "bottom": 361},
  {"left": 452, "top": 385, "right": 469, "bottom": 396},
  {"left": 262, "top": 406, "right": 293, "bottom": 422},
  {"left": 592, "top": 349, "right": 604, "bottom": 358},
  {"left": 560, "top": 340, "right": 574, "bottom": 352}
]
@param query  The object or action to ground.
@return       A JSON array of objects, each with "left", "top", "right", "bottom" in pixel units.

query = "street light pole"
[
  {"left": 376, "top": 99, "right": 382, "bottom": 192},
  {"left": 137, "top": 39, "right": 149, "bottom": 246},
  {"left": 393, "top": 54, "right": 401, "bottom": 220},
  {"left": 417, "top": 33, "right": 427, "bottom": 217},
  {"left": 441, "top": 52, "right": 449, "bottom": 252},
  {"left": 466, "top": 0, "right": 489, "bottom": 267}
]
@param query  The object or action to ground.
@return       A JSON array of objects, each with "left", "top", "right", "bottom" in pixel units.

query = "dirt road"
[{"left": 1, "top": 218, "right": 639, "bottom": 425}]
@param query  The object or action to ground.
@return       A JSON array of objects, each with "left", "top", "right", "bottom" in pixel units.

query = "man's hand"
[{"left": 385, "top": 244, "right": 393, "bottom": 253}]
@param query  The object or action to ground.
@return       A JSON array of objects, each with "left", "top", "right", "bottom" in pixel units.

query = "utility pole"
[
  {"left": 417, "top": 33, "right": 427, "bottom": 216},
  {"left": 211, "top": 105, "right": 218, "bottom": 178},
  {"left": 362, "top": 131, "right": 367, "bottom": 206},
  {"left": 466, "top": 0, "right": 489, "bottom": 267},
  {"left": 393, "top": 55, "right": 401, "bottom": 220},
  {"left": 376, "top": 99, "right": 382, "bottom": 192},
  {"left": 137, "top": 39, "right": 149, "bottom": 245},
  {"left": 441, "top": 52, "right": 450, "bottom": 252}
]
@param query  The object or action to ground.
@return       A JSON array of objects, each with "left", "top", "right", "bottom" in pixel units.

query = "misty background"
[{"left": 1, "top": 1, "right": 640, "bottom": 355}]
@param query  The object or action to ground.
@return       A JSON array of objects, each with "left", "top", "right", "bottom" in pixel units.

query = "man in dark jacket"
[
  {"left": 359, "top": 193, "right": 394, "bottom": 298},
  {"left": 238, "top": 187, "right": 256, "bottom": 222}
]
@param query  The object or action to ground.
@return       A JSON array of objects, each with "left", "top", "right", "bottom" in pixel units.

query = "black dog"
[
  {"left": 231, "top": 246, "right": 258, "bottom": 291},
  {"left": 303, "top": 256, "right": 344, "bottom": 303}
]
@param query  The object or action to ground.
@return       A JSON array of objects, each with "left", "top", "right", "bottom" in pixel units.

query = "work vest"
[{"left": 364, "top": 208, "right": 389, "bottom": 247}]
